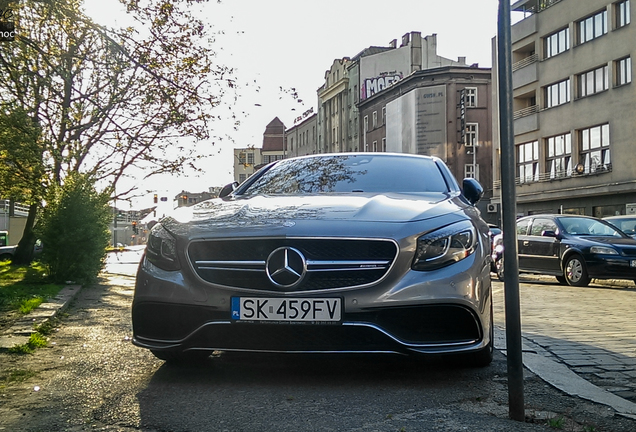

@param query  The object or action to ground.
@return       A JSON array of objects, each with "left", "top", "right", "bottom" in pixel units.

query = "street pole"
[{"left": 498, "top": 0, "right": 525, "bottom": 421}]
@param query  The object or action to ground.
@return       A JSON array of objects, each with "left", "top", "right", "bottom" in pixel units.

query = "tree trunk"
[{"left": 13, "top": 202, "right": 38, "bottom": 265}]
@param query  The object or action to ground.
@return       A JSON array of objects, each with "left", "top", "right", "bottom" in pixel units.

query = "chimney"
[
  {"left": 401, "top": 32, "right": 410, "bottom": 47},
  {"left": 458, "top": 56, "right": 466, "bottom": 65},
  {"left": 389, "top": 39, "right": 397, "bottom": 48}
]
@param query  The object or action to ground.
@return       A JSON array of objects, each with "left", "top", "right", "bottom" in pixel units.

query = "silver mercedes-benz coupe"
[{"left": 132, "top": 153, "right": 494, "bottom": 366}]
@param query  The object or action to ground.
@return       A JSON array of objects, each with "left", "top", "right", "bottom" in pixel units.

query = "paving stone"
[
  {"left": 571, "top": 366, "right": 603, "bottom": 374},
  {"left": 562, "top": 358, "right": 598, "bottom": 367}
]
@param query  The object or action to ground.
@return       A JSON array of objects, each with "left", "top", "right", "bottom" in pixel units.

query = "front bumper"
[
  {"left": 132, "top": 301, "right": 489, "bottom": 355},
  {"left": 586, "top": 256, "right": 636, "bottom": 280}
]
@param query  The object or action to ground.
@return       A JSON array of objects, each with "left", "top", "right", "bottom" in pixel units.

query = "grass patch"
[
  {"left": 8, "top": 333, "right": 48, "bottom": 354},
  {"left": 547, "top": 416, "right": 565, "bottom": 429},
  {"left": 0, "top": 368, "right": 37, "bottom": 388},
  {"left": 0, "top": 261, "right": 64, "bottom": 313}
]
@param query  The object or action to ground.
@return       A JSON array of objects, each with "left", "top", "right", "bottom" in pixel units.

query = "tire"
[
  {"left": 495, "top": 256, "right": 504, "bottom": 282},
  {"left": 555, "top": 275, "right": 568, "bottom": 285},
  {"left": 563, "top": 255, "right": 590, "bottom": 287},
  {"left": 150, "top": 349, "right": 210, "bottom": 364},
  {"left": 0, "top": 253, "right": 12, "bottom": 262}
]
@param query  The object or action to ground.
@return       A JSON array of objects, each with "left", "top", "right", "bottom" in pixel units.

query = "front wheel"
[
  {"left": 563, "top": 255, "right": 590, "bottom": 287},
  {"left": 495, "top": 256, "right": 504, "bottom": 282}
]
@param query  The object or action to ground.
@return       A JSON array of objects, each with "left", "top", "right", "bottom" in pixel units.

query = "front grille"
[
  {"left": 187, "top": 238, "right": 398, "bottom": 291},
  {"left": 620, "top": 248, "right": 636, "bottom": 257}
]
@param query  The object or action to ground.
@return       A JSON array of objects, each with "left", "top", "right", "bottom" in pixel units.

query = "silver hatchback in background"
[{"left": 132, "top": 153, "right": 494, "bottom": 366}]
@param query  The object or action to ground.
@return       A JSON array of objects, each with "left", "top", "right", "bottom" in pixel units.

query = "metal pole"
[{"left": 498, "top": 0, "right": 525, "bottom": 421}]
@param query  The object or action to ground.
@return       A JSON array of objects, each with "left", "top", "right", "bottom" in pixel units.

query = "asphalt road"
[{"left": 0, "top": 251, "right": 635, "bottom": 431}]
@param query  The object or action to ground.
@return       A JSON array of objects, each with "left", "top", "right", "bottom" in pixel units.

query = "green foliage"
[
  {"left": 547, "top": 416, "right": 565, "bottom": 429},
  {"left": 0, "top": 106, "right": 45, "bottom": 202},
  {"left": 8, "top": 333, "right": 48, "bottom": 354},
  {"left": 18, "top": 297, "right": 43, "bottom": 314},
  {"left": 36, "top": 173, "right": 111, "bottom": 284},
  {"left": 0, "top": 369, "right": 37, "bottom": 388},
  {"left": 0, "top": 261, "right": 63, "bottom": 311}
]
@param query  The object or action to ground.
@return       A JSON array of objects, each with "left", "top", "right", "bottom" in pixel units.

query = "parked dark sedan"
[
  {"left": 516, "top": 214, "right": 636, "bottom": 286},
  {"left": 604, "top": 215, "right": 636, "bottom": 239},
  {"left": 132, "top": 153, "right": 494, "bottom": 366}
]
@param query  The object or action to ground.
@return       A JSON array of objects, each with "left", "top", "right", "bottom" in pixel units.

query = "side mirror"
[
  {"left": 219, "top": 182, "right": 239, "bottom": 198},
  {"left": 462, "top": 178, "right": 483, "bottom": 205}
]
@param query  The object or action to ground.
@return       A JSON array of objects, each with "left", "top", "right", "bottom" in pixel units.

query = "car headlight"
[
  {"left": 412, "top": 221, "right": 477, "bottom": 271},
  {"left": 590, "top": 246, "right": 618, "bottom": 255},
  {"left": 146, "top": 223, "right": 180, "bottom": 271}
]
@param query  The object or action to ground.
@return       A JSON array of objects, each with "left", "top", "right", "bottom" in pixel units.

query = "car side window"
[
  {"left": 530, "top": 218, "right": 558, "bottom": 236},
  {"left": 516, "top": 219, "right": 531, "bottom": 235}
]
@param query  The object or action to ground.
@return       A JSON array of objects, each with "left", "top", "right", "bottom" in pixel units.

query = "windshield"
[
  {"left": 606, "top": 218, "right": 636, "bottom": 236},
  {"left": 239, "top": 154, "right": 450, "bottom": 195},
  {"left": 559, "top": 217, "right": 624, "bottom": 237}
]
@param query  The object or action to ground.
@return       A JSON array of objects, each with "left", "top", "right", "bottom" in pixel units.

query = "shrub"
[{"left": 36, "top": 174, "right": 111, "bottom": 284}]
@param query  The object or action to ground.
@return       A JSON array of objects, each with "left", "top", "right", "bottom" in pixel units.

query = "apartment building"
[
  {"left": 285, "top": 110, "right": 317, "bottom": 157},
  {"left": 358, "top": 66, "right": 494, "bottom": 217},
  {"left": 316, "top": 32, "right": 468, "bottom": 155},
  {"left": 492, "top": 0, "right": 635, "bottom": 219}
]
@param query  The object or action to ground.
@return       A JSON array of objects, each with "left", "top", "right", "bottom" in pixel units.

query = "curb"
[
  {"left": 0, "top": 284, "right": 82, "bottom": 350},
  {"left": 495, "top": 326, "right": 636, "bottom": 421}
]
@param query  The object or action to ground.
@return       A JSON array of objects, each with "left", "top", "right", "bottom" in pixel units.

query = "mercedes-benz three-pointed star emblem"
[{"left": 266, "top": 247, "right": 307, "bottom": 289}]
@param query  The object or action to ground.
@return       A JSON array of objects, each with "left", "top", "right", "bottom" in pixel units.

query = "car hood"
[{"left": 162, "top": 192, "right": 468, "bottom": 237}]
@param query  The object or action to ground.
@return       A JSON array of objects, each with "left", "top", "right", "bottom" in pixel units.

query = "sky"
[{"left": 82, "top": 0, "right": 514, "bottom": 208}]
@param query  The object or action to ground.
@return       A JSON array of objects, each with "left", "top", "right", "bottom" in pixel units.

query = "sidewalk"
[{"left": 0, "top": 284, "right": 81, "bottom": 350}]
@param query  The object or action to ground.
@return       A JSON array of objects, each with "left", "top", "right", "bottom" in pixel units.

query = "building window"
[
  {"left": 615, "top": 1, "right": 631, "bottom": 28},
  {"left": 580, "top": 124, "right": 611, "bottom": 173},
  {"left": 615, "top": 56, "right": 632, "bottom": 86},
  {"left": 544, "top": 27, "right": 570, "bottom": 59},
  {"left": 464, "top": 87, "right": 477, "bottom": 107},
  {"left": 465, "top": 123, "right": 478, "bottom": 147},
  {"left": 381, "top": 138, "right": 386, "bottom": 152},
  {"left": 464, "top": 164, "right": 479, "bottom": 180},
  {"left": 544, "top": 79, "right": 570, "bottom": 108},
  {"left": 577, "top": 65, "right": 608, "bottom": 97},
  {"left": 372, "top": 141, "right": 378, "bottom": 152},
  {"left": 363, "top": 116, "right": 368, "bottom": 132},
  {"left": 247, "top": 152, "right": 254, "bottom": 165},
  {"left": 381, "top": 106, "right": 386, "bottom": 125},
  {"left": 238, "top": 152, "right": 246, "bottom": 165},
  {"left": 239, "top": 174, "right": 247, "bottom": 183},
  {"left": 578, "top": 9, "right": 608, "bottom": 44},
  {"left": 364, "top": 142, "right": 369, "bottom": 152},
  {"left": 546, "top": 133, "right": 572, "bottom": 179},
  {"left": 517, "top": 141, "right": 539, "bottom": 183},
  {"left": 372, "top": 111, "right": 377, "bottom": 128}
]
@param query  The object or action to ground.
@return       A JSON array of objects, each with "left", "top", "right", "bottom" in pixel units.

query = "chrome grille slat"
[{"left": 187, "top": 238, "right": 398, "bottom": 291}]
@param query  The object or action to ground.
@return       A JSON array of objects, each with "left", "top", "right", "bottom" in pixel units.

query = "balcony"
[
  {"left": 493, "top": 163, "right": 612, "bottom": 189},
  {"left": 513, "top": 105, "right": 539, "bottom": 134}
]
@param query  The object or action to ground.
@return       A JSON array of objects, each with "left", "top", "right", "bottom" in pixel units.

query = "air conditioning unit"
[{"left": 487, "top": 203, "right": 498, "bottom": 213}]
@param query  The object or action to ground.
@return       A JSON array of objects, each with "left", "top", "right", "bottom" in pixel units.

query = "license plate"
[
  {"left": 631, "top": 260, "right": 636, "bottom": 268},
  {"left": 231, "top": 297, "right": 341, "bottom": 322}
]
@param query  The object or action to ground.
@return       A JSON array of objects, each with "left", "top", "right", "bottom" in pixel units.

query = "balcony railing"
[
  {"left": 513, "top": 105, "right": 538, "bottom": 120},
  {"left": 515, "top": 0, "right": 564, "bottom": 15},
  {"left": 512, "top": 54, "right": 538, "bottom": 72},
  {"left": 493, "top": 163, "right": 612, "bottom": 189},
  {"left": 0, "top": 200, "right": 30, "bottom": 217}
]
